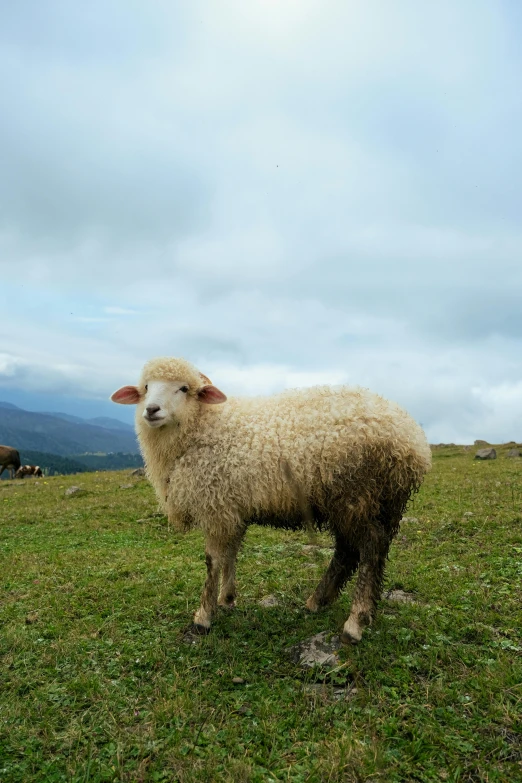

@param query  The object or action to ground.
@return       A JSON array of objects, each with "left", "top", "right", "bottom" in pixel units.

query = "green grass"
[{"left": 1, "top": 449, "right": 521, "bottom": 782}]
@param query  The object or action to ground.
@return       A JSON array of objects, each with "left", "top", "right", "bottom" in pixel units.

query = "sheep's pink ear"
[
  {"left": 197, "top": 385, "right": 227, "bottom": 404},
  {"left": 111, "top": 385, "right": 141, "bottom": 404}
]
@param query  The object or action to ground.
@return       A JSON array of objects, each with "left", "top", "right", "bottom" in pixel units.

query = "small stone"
[
  {"left": 287, "top": 631, "right": 341, "bottom": 669},
  {"left": 64, "top": 486, "right": 82, "bottom": 496},
  {"left": 474, "top": 448, "right": 497, "bottom": 460},
  {"left": 401, "top": 517, "right": 418, "bottom": 524},
  {"left": 384, "top": 589, "right": 415, "bottom": 603},
  {"left": 506, "top": 449, "right": 521, "bottom": 458},
  {"left": 463, "top": 512, "right": 474, "bottom": 517},
  {"left": 333, "top": 686, "right": 358, "bottom": 701},
  {"left": 131, "top": 467, "right": 146, "bottom": 476},
  {"left": 232, "top": 677, "right": 245, "bottom": 685},
  {"left": 120, "top": 484, "right": 133, "bottom": 489},
  {"left": 303, "top": 683, "right": 358, "bottom": 703},
  {"left": 259, "top": 594, "right": 279, "bottom": 608}
]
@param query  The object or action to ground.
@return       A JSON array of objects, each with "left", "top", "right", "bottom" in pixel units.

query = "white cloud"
[
  {"left": 1, "top": 0, "right": 521, "bottom": 442},
  {"left": 104, "top": 306, "right": 138, "bottom": 315}
]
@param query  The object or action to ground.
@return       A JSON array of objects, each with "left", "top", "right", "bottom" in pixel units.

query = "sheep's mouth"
[{"left": 144, "top": 414, "right": 166, "bottom": 427}]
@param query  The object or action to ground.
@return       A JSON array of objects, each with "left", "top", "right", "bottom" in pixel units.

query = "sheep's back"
[{"left": 189, "top": 385, "right": 431, "bottom": 522}]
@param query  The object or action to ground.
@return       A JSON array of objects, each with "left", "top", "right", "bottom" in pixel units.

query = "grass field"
[{"left": 1, "top": 446, "right": 521, "bottom": 782}]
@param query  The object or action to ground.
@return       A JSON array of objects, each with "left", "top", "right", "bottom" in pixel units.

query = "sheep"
[
  {"left": 111, "top": 357, "right": 432, "bottom": 644},
  {"left": 0, "top": 445, "right": 21, "bottom": 479}
]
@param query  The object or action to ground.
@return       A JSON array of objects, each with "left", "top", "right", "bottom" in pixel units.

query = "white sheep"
[{"left": 112, "top": 357, "right": 431, "bottom": 644}]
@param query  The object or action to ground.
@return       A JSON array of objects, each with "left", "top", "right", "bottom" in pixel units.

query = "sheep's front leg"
[
  {"left": 193, "top": 543, "right": 222, "bottom": 633},
  {"left": 218, "top": 528, "right": 246, "bottom": 609},
  {"left": 193, "top": 530, "right": 246, "bottom": 632}
]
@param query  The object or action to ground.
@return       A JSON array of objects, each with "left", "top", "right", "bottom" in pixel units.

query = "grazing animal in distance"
[
  {"left": 0, "top": 445, "right": 21, "bottom": 479},
  {"left": 112, "top": 357, "right": 432, "bottom": 645},
  {"left": 15, "top": 465, "right": 43, "bottom": 479}
]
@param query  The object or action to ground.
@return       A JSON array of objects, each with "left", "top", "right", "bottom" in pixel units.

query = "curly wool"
[{"left": 135, "top": 358, "right": 432, "bottom": 541}]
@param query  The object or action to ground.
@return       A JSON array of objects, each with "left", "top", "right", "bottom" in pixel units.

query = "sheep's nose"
[{"left": 146, "top": 404, "right": 160, "bottom": 416}]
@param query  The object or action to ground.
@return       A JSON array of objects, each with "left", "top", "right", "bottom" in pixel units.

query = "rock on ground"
[
  {"left": 287, "top": 632, "right": 341, "bottom": 669},
  {"left": 474, "top": 448, "right": 497, "bottom": 460},
  {"left": 64, "top": 486, "right": 83, "bottom": 496},
  {"left": 131, "top": 467, "right": 146, "bottom": 476},
  {"left": 258, "top": 594, "right": 279, "bottom": 608},
  {"left": 506, "top": 449, "right": 521, "bottom": 458}
]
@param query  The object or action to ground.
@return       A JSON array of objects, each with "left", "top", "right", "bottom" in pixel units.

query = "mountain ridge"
[{"left": 0, "top": 405, "right": 138, "bottom": 456}]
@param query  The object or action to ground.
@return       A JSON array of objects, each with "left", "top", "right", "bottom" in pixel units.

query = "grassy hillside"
[
  {"left": 72, "top": 452, "right": 144, "bottom": 472},
  {"left": 0, "top": 451, "right": 143, "bottom": 479},
  {"left": 0, "top": 448, "right": 520, "bottom": 782},
  {"left": 16, "top": 451, "right": 89, "bottom": 476}
]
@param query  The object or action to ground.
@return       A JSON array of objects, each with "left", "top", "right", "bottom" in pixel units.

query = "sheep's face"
[
  {"left": 140, "top": 379, "right": 191, "bottom": 429},
  {"left": 111, "top": 374, "right": 227, "bottom": 428}
]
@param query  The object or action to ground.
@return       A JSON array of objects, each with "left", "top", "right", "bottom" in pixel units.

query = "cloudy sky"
[{"left": 1, "top": 0, "right": 521, "bottom": 443}]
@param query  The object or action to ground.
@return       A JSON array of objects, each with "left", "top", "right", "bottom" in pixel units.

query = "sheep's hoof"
[
  {"left": 218, "top": 599, "right": 236, "bottom": 610},
  {"left": 341, "top": 630, "right": 360, "bottom": 645},
  {"left": 191, "top": 623, "right": 211, "bottom": 635},
  {"left": 181, "top": 623, "right": 210, "bottom": 644},
  {"left": 305, "top": 596, "right": 320, "bottom": 612}
]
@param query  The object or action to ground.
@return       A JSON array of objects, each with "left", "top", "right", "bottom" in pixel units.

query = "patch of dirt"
[
  {"left": 301, "top": 544, "right": 320, "bottom": 554},
  {"left": 303, "top": 683, "right": 358, "bottom": 703},
  {"left": 384, "top": 589, "right": 416, "bottom": 603},
  {"left": 287, "top": 631, "right": 341, "bottom": 669}
]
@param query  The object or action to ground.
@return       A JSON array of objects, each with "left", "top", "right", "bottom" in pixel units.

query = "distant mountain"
[
  {"left": 0, "top": 401, "right": 21, "bottom": 410},
  {"left": 40, "top": 412, "right": 133, "bottom": 431},
  {"left": 0, "top": 406, "right": 139, "bottom": 456},
  {"left": 87, "top": 416, "right": 134, "bottom": 432},
  {"left": 41, "top": 411, "right": 86, "bottom": 425}
]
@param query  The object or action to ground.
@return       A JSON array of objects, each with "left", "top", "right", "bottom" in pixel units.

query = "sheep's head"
[{"left": 110, "top": 357, "right": 227, "bottom": 428}]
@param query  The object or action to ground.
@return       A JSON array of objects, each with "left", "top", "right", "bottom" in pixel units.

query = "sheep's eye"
[
  {"left": 180, "top": 385, "right": 189, "bottom": 393},
  {"left": 144, "top": 384, "right": 148, "bottom": 391}
]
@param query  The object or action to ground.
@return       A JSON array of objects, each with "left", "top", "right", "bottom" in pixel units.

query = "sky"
[{"left": 1, "top": 0, "right": 522, "bottom": 443}]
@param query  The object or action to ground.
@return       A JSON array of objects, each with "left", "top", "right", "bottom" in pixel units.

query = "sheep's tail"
[{"left": 281, "top": 459, "right": 318, "bottom": 544}]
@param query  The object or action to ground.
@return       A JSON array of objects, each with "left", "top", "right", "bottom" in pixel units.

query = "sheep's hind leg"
[
  {"left": 218, "top": 528, "right": 245, "bottom": 609},
  {"left": 341, "top": 528, "right": 390, "bottom": 645},
  {"left": 306, "top": 537, "right": 359, "bottom": 612}
]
